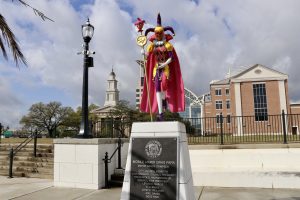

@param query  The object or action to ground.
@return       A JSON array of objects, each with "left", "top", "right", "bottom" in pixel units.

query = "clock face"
[{"left": 136, "top": 35, "right": 147, "bottom": 47}]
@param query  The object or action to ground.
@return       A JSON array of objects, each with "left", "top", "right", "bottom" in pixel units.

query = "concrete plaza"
[{"left": 1, "top": 176, "right": 300, "bottom": 200}]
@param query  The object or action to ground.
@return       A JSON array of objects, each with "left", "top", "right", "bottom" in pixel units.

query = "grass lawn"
[{"left": 0, "top": 138, "right": 53, "bottom": 144}]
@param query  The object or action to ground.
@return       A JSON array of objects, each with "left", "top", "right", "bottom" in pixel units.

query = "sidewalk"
[{"left": 1, "top": 176, "right": 300, "bottom": 200}]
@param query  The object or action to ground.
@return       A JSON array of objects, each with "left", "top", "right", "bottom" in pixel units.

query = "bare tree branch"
[{"left": 15, "top": 0, "right": 54, "bottom": 22}]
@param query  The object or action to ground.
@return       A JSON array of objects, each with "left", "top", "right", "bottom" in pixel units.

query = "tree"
[
  {"left": 60, "top": 104, "right": 100, "bottom": 137},
  {"left": 0, "top": 0, "right": 53, "bottom": 67},
  {"left": 108, "top": 100, "right": 136, "bottom": 120},
  {"left": 105, "top": 100, "right": 137, "bottom": 137},
  {"left": 20, "top": 101, "right": 73, "bottom": 138}
]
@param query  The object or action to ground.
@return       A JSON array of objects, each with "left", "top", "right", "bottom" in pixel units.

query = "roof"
[
  {"left": 231, "top": 64, "right": 287, "bottom": 78},
  {"left": 210, "top": 78, "right": 230, "bottom": 85},
  {"left": 91, "top": 105, "right": 115, "bottom": 113},
  {"left": 210, "top": 64, "right": 288, "bottom": 85}
]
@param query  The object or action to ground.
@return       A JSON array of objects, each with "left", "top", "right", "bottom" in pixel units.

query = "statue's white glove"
[{"left": 158, "top": 57, "right": 172, "bottom": 69}]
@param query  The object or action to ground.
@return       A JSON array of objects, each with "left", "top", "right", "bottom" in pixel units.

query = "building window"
[
  {"left": 226, "top": 114, "right": 231, "bottom": 123},
  {"left": 215, "top": 100, "right": 222, "bottom": 110},
  {"left": 216, "top": 114, "right": 220, "bottom": 124},
  {"left": 253, "top": 83, "right": 268, "bottom": 121},
  {"left": 216, "top": 114, "right": 223, "bottom": 125},
  {"left": 205, "top": 94, "right": 211, "bottom": 102},
  {"left": 215, "top": 89, "right": 222, "bottom": 96},
  {"left": 225, "top": 88, "right": 230, "bottom": 95},
  {"left": 226, "top": 100, "right": 230, "bottom": 109}
]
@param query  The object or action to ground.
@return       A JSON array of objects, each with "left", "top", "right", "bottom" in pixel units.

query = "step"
[
  {"left": 0, "top": 165, "right": 38, "bottom": 173},
  {"left": 29, "top": 173, "right": 53, "bottom": 179},
  {"left": 108, "top": 172, "right": 124, "bottom": 188},
  {"left": 108, "top": 179, "right": 123, "bottom": 188},
  {"left": 0, "top": 148, "right": 53, "bottom": 154},
  {"left": 0, "top": 160, "right": 54, "bottom": 168},
  {"left": 0, "top": 143, "right": 53, "bottom": 147},
  {"left": 111, "top": 173, "right": 124, "bottom": 182},
  {"left": 0, "top": 169, "right": 26, "bottom": 177},
  {"left": 0, "top": 151, "right": 54, "bottom": 158},
  {"left": 0, "top": 169, "right": 53, "bottom": 179},
  {"left": 0, "top": 147, "right": 53, "bottom": 154},
  {"left": 0, "top": 145, "right": 53, "bottom": 151},
  {"left": 0, "top": 156, "right": 53, "bottom": 163},
  {"left": 0, "top": 166, "right": 53, "bottom": 177}
]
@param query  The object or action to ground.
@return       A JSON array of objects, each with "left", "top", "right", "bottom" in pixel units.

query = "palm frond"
[
  {"left": 0, "top": 35, "right": 8, "bottom": 60},
  {"left": 0, "top": 14, "right": 27, "bottom": 66}
]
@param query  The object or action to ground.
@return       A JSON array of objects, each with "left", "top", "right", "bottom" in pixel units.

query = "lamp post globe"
[
  {"left": 78, "top": 18, "right": 95, "bottom": 138},
  {"left": 82, "top": 19, "right": 94, "bottom": 42}
]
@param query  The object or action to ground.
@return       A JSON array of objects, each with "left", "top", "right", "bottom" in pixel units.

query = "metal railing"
[
  {"left": 188, "top": 110, "right": 296, "bottom": 145},
  {"left": 91, "top": 111, "right": 300, "bottom": 145},
  {"left": 8, "top": 130, "right": 38, "bottom": 178},
  {"left": 102, "top": 136, "right": 123, "bottom": 188}
]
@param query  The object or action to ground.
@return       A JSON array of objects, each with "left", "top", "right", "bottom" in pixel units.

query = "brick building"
[
  {"left": 203, "top": 64, "right": 289, "bottom": 118},
  {"left": 202, "top": 64, "right": 297, "bottom": 135}
]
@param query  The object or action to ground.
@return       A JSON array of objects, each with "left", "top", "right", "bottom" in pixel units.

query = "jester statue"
[{"left": 140, "top": 13, "right": 185, "bottom": 121}]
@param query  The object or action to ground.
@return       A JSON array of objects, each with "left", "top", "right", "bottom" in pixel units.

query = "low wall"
[
  {"left": 53, "top": 138, "right": 129, "bottom": 189},
  {"left": 190, "top": 143, "right": 300, "bottom": 189},
  {"left": 53, "top": 138, "right": 300, "bottom": 189}
]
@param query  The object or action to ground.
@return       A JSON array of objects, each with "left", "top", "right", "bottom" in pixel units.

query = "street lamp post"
[{"left": 77, "top": 19, "right": 95, "bottom": 138}]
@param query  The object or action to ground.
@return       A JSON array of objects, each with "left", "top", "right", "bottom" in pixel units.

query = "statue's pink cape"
[{"left": 140, "top": 49, "right": 185, "bottom": 113}]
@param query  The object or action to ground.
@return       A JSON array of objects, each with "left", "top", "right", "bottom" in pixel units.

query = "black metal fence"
[{"left": 91, "top": 111, "right": 300, "bottom": 145}]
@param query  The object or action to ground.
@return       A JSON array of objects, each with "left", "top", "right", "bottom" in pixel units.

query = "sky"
[{"left": 1, "top": 0, "right": 300, "bottom": 128}]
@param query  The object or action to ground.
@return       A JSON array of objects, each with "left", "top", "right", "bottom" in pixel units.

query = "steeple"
[{"left": 104, "top": 68, "right": 119, "bottom": 106}]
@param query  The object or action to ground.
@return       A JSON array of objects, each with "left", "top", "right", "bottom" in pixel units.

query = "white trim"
[
  {"left": 211, "top": 85, "right": 229, "bottom": 88},
  {"left": 231, "top": 76, "right": 288, "bottom": 83},
  {"left": 291, "top": 106, "right": 300, "bottom": 108},
  {"left": 251, "top": 81, "right": 266, "bottom": 85}
]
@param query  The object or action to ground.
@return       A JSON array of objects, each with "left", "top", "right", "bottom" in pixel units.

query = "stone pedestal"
[
  {"left": 121, "top": 121, "right": 195, "bottom": 200},
  {"left": 53, "top": 138, "right": 129, "bottom": 189}
]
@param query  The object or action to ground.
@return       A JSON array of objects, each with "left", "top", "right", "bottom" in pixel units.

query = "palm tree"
[{"left": 0, "top": 0, "right": 53, "bottom": 67}]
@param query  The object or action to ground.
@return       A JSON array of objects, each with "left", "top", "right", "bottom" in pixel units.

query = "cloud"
[
  {"left": 1, "top": 0, "right": 300, "bottom": 127},
  {"left": 0, "top": 74, "right": 24, "bottom": 127}
]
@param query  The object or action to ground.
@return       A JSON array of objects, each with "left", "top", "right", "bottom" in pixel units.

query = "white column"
[
  {"left": 278, "top": 80, "right": 287, "bottom": 113},
  {"left": 234, "top": 82, "right": 243, "bottom": 135}
]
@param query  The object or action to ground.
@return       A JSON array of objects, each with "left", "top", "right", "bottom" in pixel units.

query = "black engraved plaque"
[{"left": 130, "top": 137, "right": 178, "bottom": 200}]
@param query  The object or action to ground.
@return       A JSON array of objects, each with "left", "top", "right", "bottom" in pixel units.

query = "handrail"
[
  {"left": 102, "top": 136, "right": 123, "bottom": 188},
  {"left": 8, "top": 130, "right": 38, "bottom": 178},
  {"left": 13, "top": 134, "right": 34, "bottom": 156}
]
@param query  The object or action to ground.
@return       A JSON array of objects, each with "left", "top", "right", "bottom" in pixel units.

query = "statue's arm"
[{"left": 158, "top": 42, "right": 173, "bottom": 69}]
